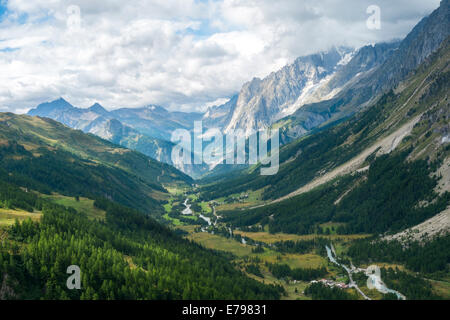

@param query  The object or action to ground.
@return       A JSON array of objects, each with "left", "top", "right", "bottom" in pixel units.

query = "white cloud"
[{"left": 0, "top": 0, "right": 441, "bottom": 113}]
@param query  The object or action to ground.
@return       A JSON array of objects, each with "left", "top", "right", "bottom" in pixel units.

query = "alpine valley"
[{"left": 0, "top": 0, "right": 449, "bottom": 301}]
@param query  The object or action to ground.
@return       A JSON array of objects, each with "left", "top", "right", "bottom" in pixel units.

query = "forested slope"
[
  {"left": 214, "top": 37, "right": 450, "bottom": 236},
  {"left": 0, "top": 113, "right": 192, "bottom": 214},
  {"left": 0, "top": 179, "right": 282, "bottom": 299},
  {"left": 200, "top": 36, "right": 450, "bottom": 204}
]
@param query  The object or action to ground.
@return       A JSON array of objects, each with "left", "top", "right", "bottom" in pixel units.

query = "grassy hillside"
[
  {"left": 0, "top": 114, "right": 192, "bottom": 186},
  {"left": 0, "top": 113, "right": 192, "bottom": 214},
  {"left": 221, "top": 151, "right": 449, "bottom": 235}
]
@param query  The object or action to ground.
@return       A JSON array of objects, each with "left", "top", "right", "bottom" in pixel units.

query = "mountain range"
[
  {"left": 27, "top": 0, "right": 449, "bottom": 179},
  {"left": 0, "top": 112, "right": 193, "bottom": 214},
  {"left": 1, "top": 0, "right": 449, "bottom": 301},
  {"left": 25, "top": 42, "right": 392, "bottom": 177}
]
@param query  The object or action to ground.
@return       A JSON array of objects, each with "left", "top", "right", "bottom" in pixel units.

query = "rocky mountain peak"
[
  {"left": 222, "top": 46, "right": 355, "bottom": 135},
  {"left": 88, "top": 103, "right": 109, "bottom": 115},
  {"left": 28, "top": 97, "right": 75, "bottom": 117}
]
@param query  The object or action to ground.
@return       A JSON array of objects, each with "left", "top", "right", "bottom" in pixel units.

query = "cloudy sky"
[{"left": 0, "top": 0, "right": 441, "bottom": 113}]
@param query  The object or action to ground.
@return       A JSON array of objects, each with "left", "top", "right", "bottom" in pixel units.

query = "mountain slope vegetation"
[
  {"left": 200, "top": 35, "right": 450, "bottom": 205},
  {"left": 1, "top": 1, "right": 449, "bottom": 301},
  {"left": 0, "top": 180, "right": 282, "bottom": 299},
  {"left": 0, "top": 113, "right": 192, "bottom": 213},
  {"left": 27, "top": 100, "right": 206, "bottom": 177},
  {"left": 201, "top": 34, "right": 450, "bottom": 239}
]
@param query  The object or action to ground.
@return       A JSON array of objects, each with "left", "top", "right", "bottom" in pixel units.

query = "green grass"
[
  {"left": 165, "top": 185, "right": 189, "bottom": 195},
  {"left": 0, "top": 208, "right": 42, "bottom": 227},
  {"left": 319, "top": 222, "right": 346, "bottom": 235},
  {"left": 181, "top": 225, "right": 408, "bottom": 300},
  {"left": 429, "top": 279, "right": 450, "bottom": 299},
  {"left": 188, "top": 194, "right": 199, "bottom": 201},
  {"left": 187, "top": 232, "right": 253, "bottom": 257},
  {"left": 175, "top": 225, "right": 199, "bottom": 233},
  {"left": 213, "top": 188, "right": 268, "bottom": 212},
  {"left": 40, "top": 194, "right": 106, "bottom": 220},
  {"left": 233, "top": 231, "right": 370, "bottom": 244},
  {"left": 282, "top": 281, "right": 311, "bottom": 300},
  {"left": 163, "top": 202, "right": 173, "bottom": 213},
  {"left": 359, "top": 286, "right": 387, "bottom": 300},
  {"left": 256, "top": 251, "right": 327, "bottom": 269},
  {"left": 245, "top": 265, "right": 311, "bottom": 300},
  {"left": 183, "top": 214, "right": 199, "bottom": 221},
  {"left": 199, "top": 201, "right": 212, "bottom": 213},
  {"left": 162, "top": 213, "right": 183, "bottom": 226}
]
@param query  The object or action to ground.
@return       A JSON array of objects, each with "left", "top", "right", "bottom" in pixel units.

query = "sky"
[{"left": 0, "top": 0, "right": 442, "bottom": 114}]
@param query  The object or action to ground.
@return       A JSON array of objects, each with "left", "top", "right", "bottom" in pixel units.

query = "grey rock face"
[
  {"left": 277, "top": 0, "right": 449, "bottom": 143},
  {"left": 202, "top": 95, "right": 238, "bottom": 129},
  {"left": 26, "top": 0, "right": 449, "bottom": 178},
  {"left": 217, "top": 40, "right": 405, "bottom": 137},
  {"left": 222, "top": 47, "right": 354, "bottom": 135},
  {"left": 207, "top": 0, "right": 449, "bottom": 140}
]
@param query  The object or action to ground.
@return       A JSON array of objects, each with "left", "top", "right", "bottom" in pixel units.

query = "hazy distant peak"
[
  {"left": 88, "top": 103, "right": 109, "bottom": 115},
  {"left": 28, "top": 97, "right": 75, "bottom": 117}
]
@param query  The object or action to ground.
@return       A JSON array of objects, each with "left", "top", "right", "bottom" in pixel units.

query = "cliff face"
[
  {"left": 359, "top": 0, "right": 450, "bottom": 93},
  {"left": 206, "top": 40, "right": 399, "bottom": 136},
  {"left": 278, "top": 0, "right": 450, "bottom": 142},
  {"left": 206, "top": 1, "right": 449, "bottom": 140},
  {"left": 221, "top": 47, "right": 354, "bottom": 135}
]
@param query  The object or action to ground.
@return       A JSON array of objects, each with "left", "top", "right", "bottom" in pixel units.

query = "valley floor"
[{"left": 162, "top": 188, "right": 450, "bottom": 300}]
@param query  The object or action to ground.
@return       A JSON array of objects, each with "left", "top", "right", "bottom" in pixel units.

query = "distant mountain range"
[
  {"left": 0, "top": 112, "right": 192, "bottom": 214},
  {"left": 27, "top": 98, "right": 207, "bottom": 176},
  {"left": 205, "top": 46, "right": 355, "bottom": 135},
  {"left": 205, "top": 0, "right": 449, "bottom": 141},
  {"left": 203, "top": 41, "right": 400, "bottom": 140},
  {"left": 28, "top": 99, "right": 203, "bottom": 141},
  {"left": 24, "top": 42, "right": 386, "bottom": 177},
  {"left": 27, "top": 0, "right": 450, "bottom": 179}
]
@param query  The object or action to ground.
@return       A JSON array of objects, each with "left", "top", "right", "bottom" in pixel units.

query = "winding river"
[
  {"left": 181, "top": 198, "right": 212, "bottom": 226},
  {"left": 181, "top": 198, "right": 192, "bottom": 215},
  {"left": 199, "top": 214, "right": 212, "bottom": 226},
  {"left": 325, "top": 245, "right": 405, "bottom": 300}
]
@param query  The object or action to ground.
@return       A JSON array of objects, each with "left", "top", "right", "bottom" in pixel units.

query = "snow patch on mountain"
[{"left": 222, "top": 46, "right": 355, "bottom": 135}]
